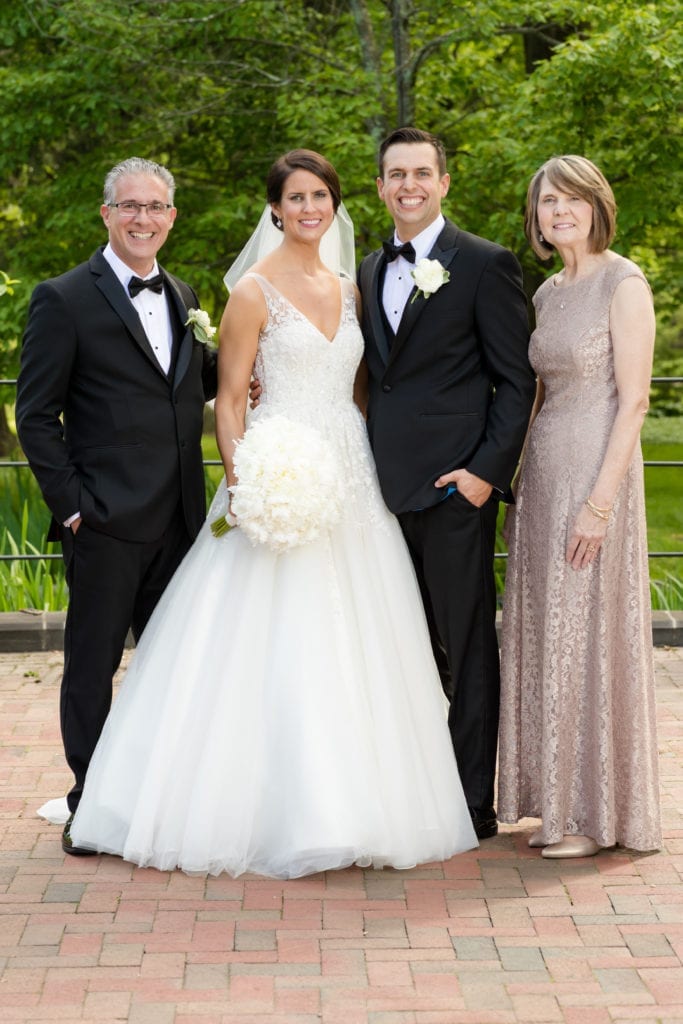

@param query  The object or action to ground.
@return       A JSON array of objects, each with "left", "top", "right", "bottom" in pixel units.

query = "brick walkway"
[{"left": 1, "top": 647, "right": 683, "bottom": 1024}]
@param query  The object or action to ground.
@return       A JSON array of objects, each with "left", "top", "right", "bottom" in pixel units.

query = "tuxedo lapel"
[
  {"left": 388, "top": 221, "right": 460, "bottom": 365},
  {"left": 90, "top": 250, "right": 168, "bottom": 378},
  {"left": 365, "top": 250, "right": 392, "bottom": 365},
  {"left": 163, "top": 272, "right": 194, "bottom": 390}
]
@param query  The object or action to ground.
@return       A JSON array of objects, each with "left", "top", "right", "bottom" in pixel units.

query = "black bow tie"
[
  {"left": 382, "top": 239, "right": 416, "bottom": 264},
  {"left": 128, "top": 272, "right": 164, "bottom": 298}
]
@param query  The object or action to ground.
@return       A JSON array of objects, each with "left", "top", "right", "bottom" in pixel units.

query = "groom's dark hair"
[{"left": 378, "top": 127, "right": 447, "bottom": 179}]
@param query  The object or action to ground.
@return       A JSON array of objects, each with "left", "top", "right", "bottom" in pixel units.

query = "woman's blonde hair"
[{"left": 525, "top": 155, "right": 617, "bottom": 260}]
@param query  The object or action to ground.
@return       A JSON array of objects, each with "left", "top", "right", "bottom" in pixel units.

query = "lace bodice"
[
  {"left": 249, "top": 273, "right": 362, "bottom": 417},
  {"left": 244, "top": 273, "right": 387, "bottom": 527},
  {"left": 529, "top": 255, "right": 648, "bottom": 428}
]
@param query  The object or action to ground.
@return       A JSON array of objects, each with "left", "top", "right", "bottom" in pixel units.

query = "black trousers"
[
  {"left": 398, "top": 491, "right": 500, "bottom": 813},
  {"left": 60, "top": 507, "right": 191, "bottom": 812}
]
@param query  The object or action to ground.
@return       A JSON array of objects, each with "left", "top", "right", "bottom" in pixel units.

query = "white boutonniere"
[
  {"left": 411, "top": 258, "right": 450, "bottom": 303},
  {"left": 185, "top": 307, "right": 217, "bottom": 347}
]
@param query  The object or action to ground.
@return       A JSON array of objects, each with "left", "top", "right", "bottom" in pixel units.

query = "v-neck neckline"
[{"left": 251, "top": 273, "right": 344, "bottom": 343}]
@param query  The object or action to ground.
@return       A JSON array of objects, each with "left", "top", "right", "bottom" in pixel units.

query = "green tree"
[
  {"left": 0, "top": 271, "right": 25, "bottom": 455},
  {"left": 1, "top": 0, "right": 680, "bottom": 325}
]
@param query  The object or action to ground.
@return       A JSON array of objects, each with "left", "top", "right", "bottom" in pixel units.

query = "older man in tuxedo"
[
  {"left": 16, "top": 157, "right": 217, "bottom": 852},
  {"left": 358, "top": 127, "right": 535, "bottom": 840}
]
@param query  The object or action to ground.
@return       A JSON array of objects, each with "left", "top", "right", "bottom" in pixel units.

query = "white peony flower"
[
  {"left": 214, "top": 416, "right": 342, "bottom": 553},
  {"left": 185, "top": 307, "right": 217, "bottom": 346},
  {"left": 411, "top": 258, "right": 450, "bottom": 302}
]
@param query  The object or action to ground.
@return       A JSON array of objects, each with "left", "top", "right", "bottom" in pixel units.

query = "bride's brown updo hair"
[{"left": 267, "top": 149, "right": 342, "bottom": 230}]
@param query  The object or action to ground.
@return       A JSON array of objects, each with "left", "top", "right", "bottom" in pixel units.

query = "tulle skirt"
[{"left": 71, "top": 484, "right": 477, "bottom": 877}]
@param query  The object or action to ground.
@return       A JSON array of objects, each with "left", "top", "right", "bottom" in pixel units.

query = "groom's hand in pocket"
[{"left": 436, "top": 468, "right": 493, "bottom": 507}]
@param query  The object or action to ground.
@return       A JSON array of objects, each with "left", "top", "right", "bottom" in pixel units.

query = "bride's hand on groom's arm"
[{"left": 249, "top": 376, "right": 261, "bottom": 409}]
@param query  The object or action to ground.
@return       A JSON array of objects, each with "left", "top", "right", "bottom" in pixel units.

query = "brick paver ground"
[{"left": 1, "top": 646, "right": 683, "bottom": 1024}]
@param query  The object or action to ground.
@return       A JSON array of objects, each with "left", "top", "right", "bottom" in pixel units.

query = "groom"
[{"left": 359, "top": 127, "right": 535, "bottom": 839}]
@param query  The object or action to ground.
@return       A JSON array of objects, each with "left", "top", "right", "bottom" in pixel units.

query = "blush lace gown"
[
  {"left": 498, "top": 254, "right": 661, "bottom": 851},
  {"left": 71, "top": 274, "right": 477, "bottom": 877}
]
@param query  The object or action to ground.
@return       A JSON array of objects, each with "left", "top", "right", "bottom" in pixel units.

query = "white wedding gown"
[{"left": 71, "top": 274, "right": 477, "bottom": 878}]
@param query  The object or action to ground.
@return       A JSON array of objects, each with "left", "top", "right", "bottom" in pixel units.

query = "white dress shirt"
[
  {"left": 103, "top": 243, "right": 173, "bottom": 374},
  {"left": 382, "top": 214, "right": 445, "bottom": 334}
]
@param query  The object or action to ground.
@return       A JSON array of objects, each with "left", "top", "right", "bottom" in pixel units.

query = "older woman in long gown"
[{"left": 498, "top": 155, "right": 661, "bottom": 858}]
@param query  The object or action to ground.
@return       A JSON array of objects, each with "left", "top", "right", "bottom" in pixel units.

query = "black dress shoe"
[
  {"left": 469, "top": 807, "right": 498, "bottom": 840},
  {"left": 62, "top": 813, "right": 97, "bottom": 857}
]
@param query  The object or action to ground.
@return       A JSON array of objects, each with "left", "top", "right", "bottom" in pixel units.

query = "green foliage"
[
  {"left": 0, "top": 271, "right": 20, "bottom": 299},
  {"left": 650, "top": 310, "right": 683, "bottom": 418},
  {"left": 0, "top": 0, "right": 680, "bottom": 322},
  {"left": 642, "top": 416, "right": 683, "bottom": 446},
  {"left": 0, "top": 275, "right": 30, "bottom": 381},
  {"left": 0, "top": 465, "right": 55, "bottom": 549},
  {"left": 644, "top": 444, "right": 683, "bottom": 563},
  {"left": 650, "top": 571, "right": 683, "bottom": 612},
  {"left": 0, "top": 269, "right": 29, "bottom": 455},
  {"left": 0, "top": 471, "right": 66, "bottom": 610},
  {"left": 0, "top": 515, "right": 67, "bottom": 612}
]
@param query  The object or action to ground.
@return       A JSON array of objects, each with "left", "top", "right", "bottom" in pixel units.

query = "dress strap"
[{"left": 243, "top": 272, "right": 278, "bottom": 300}]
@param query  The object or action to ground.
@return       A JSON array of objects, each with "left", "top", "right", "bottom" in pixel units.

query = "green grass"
[
  {"left": 643, "top": 440, "right": 683, "bottom": 604},
  {"left": 641, "top": 417, "right": 683, "bottom": 446},
  {"left": 202, "top": 433, "right": 224, "bottom": 501}
]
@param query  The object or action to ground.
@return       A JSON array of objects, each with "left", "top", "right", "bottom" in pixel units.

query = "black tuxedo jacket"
[
  {"left": 16, "top": 247, "right": 218, "bottom": 543},
  {"left": 359, "top": 219, "right": 535, "bottom": 514}
]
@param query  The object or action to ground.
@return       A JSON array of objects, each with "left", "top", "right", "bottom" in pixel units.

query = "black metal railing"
[{"left": 1, "top": 378, "right": 681, "bottom": 564}]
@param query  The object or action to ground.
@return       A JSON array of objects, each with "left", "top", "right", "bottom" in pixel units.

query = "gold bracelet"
[
  {"left": 587, "top": 496, "right": 611, "bottom": 514},
  {"left": 585, "top": 497, "right": 611, "bottom": 521}
]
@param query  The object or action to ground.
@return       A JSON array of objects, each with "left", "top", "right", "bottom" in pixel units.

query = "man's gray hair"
[{"left": 103, "top": 158, "right": 176, "bottom": 206}]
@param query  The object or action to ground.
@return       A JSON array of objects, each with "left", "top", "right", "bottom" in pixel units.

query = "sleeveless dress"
[
  {"left": 498, "top": 254, "right": 661, "bottom": 851},
  {"left": 70, "top": 274, "right": 477, "bottom": 877}
]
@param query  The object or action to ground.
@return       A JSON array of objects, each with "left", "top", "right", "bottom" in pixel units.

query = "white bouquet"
[{"left": 212, "top": 416, "right": 342, "bottom": 552}]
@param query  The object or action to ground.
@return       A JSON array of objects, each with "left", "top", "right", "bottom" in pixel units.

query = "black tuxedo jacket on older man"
[
  {"left": 359, "top": 217, "right": 535, "bottom": 820},
  {"left": 17, "top": 246, "right": 216, "bottom": 542},
  {"left": 16, "top": 245, "right": 217, "bottom": 812}
]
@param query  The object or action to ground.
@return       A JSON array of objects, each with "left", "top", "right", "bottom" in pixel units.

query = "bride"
[{"left": 69, "top": 149, "right": 477, "bottom": 878}]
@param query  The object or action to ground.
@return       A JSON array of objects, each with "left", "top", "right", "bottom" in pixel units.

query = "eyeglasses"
[{"left": 108, "top": 201, "right": 173, "bottom": 217}]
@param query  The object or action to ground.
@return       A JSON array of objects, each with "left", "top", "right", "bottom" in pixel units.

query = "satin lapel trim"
[
  {"left": 388, "top": 234, "right": 460, "bottom": 364},
  {"left": 164, "top": 273, "right": 193, "bottom": 390},
  {"left": 94, "top": 268, "right": 166, "bottom": 376},
  {"left": 367, "top": 251, "right": 391, "bottom": 365}
]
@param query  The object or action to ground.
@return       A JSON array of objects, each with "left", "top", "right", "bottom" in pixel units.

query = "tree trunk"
[
  {"left": 348, "top": 0, "right": 389, "bottom": 145},
  {"left": 390, "top": 0, "right": 414, "bottom": 126},
  {"left": 523, "top": 22, "right": 576, "bottom": 73}
]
